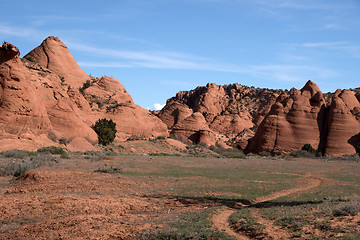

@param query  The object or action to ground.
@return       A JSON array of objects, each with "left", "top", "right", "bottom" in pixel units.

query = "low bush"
[
  {"left": 84, "top": 151, "right": 105, "bottom": 161},
  {"left": 333, "top": 200, "right": 360, "bottom": 216},
  {"left": 327, "top": 154, "right": 360, "bottom": 162},
  {"left": 24, "top": 56, "right": 36, "bottom": 62},
  {"left": 31, "top": 153, "right": 57, "bottom": 163},
  {"left": 0, "top": 150, "right": 35, "bottom": 159},
  {"left": 302, "top": 144, "right": 320, "bottom": 157},
  {"left": 37, "top": 146, "right": 66, "bottom": 155},
  {"left": 13, "top": 161, "right": 34, "bottom": 178},
  {"left": 79, "top": 80, "right": 91, "bottom": 95},
  {"left": 274, "top": 216, "right": 310, "bottom": 231},
  {"left": 0, "top": 153, "right": 58, "bottom": 177},
  {"left": 94, "top": 164, "right": 122, "bottom": 174},
  {"left": 229, "top": 208, "right": 265, "bottom": 238},
  {"left": 210, "top": 146, "right": 246, "bottom": 159},
  {"left": 290, "top": 150, "right": 317, "bottom": 158}
]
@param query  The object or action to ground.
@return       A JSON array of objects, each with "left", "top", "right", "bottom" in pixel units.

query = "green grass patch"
[
  {"left": 122, "top": 166, "right": 298, "bottom": 201},
  {"left": 140, "top": 209, "right": 233, "bottom": 240}
]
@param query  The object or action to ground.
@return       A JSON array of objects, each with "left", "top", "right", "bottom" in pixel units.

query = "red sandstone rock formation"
[
  {"left": 158, "top": 82, "right": 279, "bottom": 146},
  {"left": 161, "top": 79, "right": 359, "bottom": 156},
  {"left": 325, "top": 89, "right": 360, "bottom": 155},
  {"left": 247, "top": 81, "right": 360, "bottom": 156},
  {"left": 247, "top": 80, "right": 327, "bottom": 154},
  {"left": 0, "top": 37, "right": 168, "bottom": 151}
]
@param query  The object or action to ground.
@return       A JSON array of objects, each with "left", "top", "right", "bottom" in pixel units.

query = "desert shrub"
[
  {"left": 327, "top": 154, "right": 360, "bottom": 162},
  {"left": 229, "top": 208, "right": 265, "bottom": 238},
  {"left": 60, "top": 152, "right": 69, "bottom": 159},
  {"left": 333, "top": 200, "right": 360, "bottom": 216},
  {"left": 24, "top": 56, "right": 36, "bottom": 62},
  {"left": 79, "top": 80, "right": 91, "bottom": 95},
  {"left": 0, "top": 150, "right": 36, "bottom": 159},
  {"left": 84, "top": 151, "right": 105, "bottom": 161},
  {"left": 37, "top": 146, "right": 66, "bottom": 155},
  {"left": 13, "top": 161, "right": 34, "bottom": 178},
  {"left": 290, "top": 150, "right": 317, "bottom": 158},
  {"left": 91, "top": 118, "right": 117, "bottom": 146},
  {"left": 31, "top": 153, "right": 57, "bottom": 163},
  {"left": 59, "top": 137, "right": 69, "bottom": 146},
  {"left": 302, "top": 144, "right": 320, "bottom": 157},
  {"left": 94, "top": 164, "right": 122, "bottom": 174},
  {"left": 212, "top": 147, "right": 246, "bottom": 159},
  {"left": 0, "top": 161, "right": 25, "bottom": 176},
  {"left": 148, "top": 152, "right": 172, "bottom": 157},
  {"left": 274, "top": 216, "right": 310, "bottom": 231},
  {"left": 156, "top": 135, "right": 166, "bottom": 140},
  {"left": 0, "top": 153, "right": 58, "bottom": 177}
]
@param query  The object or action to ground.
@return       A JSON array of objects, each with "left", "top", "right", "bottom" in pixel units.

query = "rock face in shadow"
[{"left": 0, "top": 37, "right": 168, "bottom": 151}]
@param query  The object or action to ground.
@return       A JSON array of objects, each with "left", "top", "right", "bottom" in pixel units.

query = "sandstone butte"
[
  {"left": 1, "top": 37, "right": 359, "bottom": 156},
  {"left": 158, "top": 81, "right": 360, "bottom": 156},
  {"left": 0, "top": 37, "right": 168, "bottom": 152}
]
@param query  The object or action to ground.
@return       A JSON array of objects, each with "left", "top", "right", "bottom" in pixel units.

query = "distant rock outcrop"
[
  {"left": 161, "top": 80, "right": 360, "bottom": 156},
  {"left": 0, "top": 37, "right": 168, "bottom": 151},
  {"left": 158, "top": 83, "right": 280, "bottom": 147}
]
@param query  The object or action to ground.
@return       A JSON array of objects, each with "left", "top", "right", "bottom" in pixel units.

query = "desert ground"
[{"left": 0, "top": 142, "right": 359, "bottom": 240}]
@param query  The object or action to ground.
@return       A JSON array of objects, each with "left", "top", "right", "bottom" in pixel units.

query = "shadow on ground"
[{"left": 142, "top": 194, "right": 324, "bottom": 209}]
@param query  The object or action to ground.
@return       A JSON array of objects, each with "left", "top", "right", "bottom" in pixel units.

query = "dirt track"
[{"left": 212, "top": 173, "right": 323, "bottom": 240}]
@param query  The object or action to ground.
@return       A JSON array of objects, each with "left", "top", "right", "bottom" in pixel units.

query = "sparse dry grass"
[{"left": 0, "top": 152, "right": 358, "bottom": 239}]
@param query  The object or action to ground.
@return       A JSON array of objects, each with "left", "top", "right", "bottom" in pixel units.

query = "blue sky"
[{"left": 1, "top": 0, "right": 360, "bottom": 110}]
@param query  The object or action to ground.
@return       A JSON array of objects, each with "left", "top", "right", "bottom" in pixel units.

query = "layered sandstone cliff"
[
  {"left": 0, "top": 37, "right": 168, "bottom": 151},
  {"left": 160, "top": 80, "right": 359, "bottom": 156}
]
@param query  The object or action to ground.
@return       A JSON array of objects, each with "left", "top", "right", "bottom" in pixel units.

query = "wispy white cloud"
[
  {"left": 30, "top": 15, "right": 90, "bottom": 27},
  {"left": 74, "top": 42, "right": 336, "bottom": 83},
  {"left": 0, "top": 23, "right": 39, "bottom": 38},
  {"left": 324, "top": 23, "right": 341, "bottom": 30},
  {"left": 299, "top": 41, "right": 360, "bottom": 58},
  {"left": 245, "top": 64, "right": 336, "bottom": 83},
  {"left": 71, "top": 42, "right": 241, "bottom": 72},
  {"left": 252, "top": 0, "right": 347, "bottom": 10}
]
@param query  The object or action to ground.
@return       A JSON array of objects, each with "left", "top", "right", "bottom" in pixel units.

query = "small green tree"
[
  {"left": 92, "top": 118, "right": 117, "bottom": 146},
  {"left": 302, "top": 144, "right": 320, "bottom": 157}
]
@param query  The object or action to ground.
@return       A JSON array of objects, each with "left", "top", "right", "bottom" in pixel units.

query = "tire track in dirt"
[
  {"left": 212, "top": 207, "right": 251, "bottom": 240},
  {"left": 212, "top": 173, "right": 322, "bottom": 240}
]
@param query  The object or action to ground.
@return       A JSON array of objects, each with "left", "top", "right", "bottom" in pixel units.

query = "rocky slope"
[
  {"left": 159, "top": 81, "right": 360, "bottom": 156},
  {"left": 0, "top": 37, "right": 168, "bottom": 151}
]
